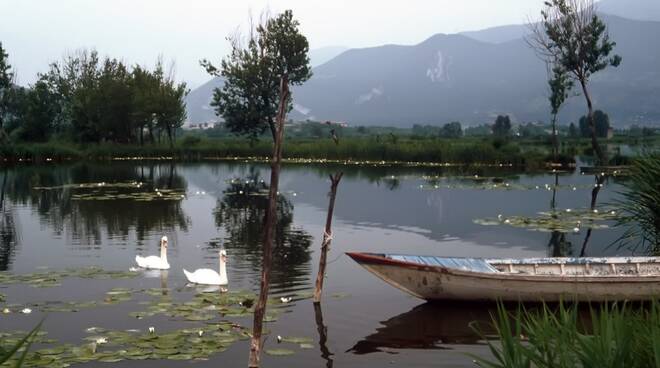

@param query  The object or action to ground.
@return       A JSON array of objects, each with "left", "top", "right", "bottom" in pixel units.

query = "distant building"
[{"left": 185, "top": 121, "right": 217, "bottom": 130}]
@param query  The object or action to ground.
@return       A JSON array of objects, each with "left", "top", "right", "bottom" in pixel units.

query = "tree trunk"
[
  {"left": 248, "top": 75, "right": 289, "bottom": 368},
  {"left": 551, "top": 114, "right": 558, "bottom": 161},
  {"left": 313, "top": 172, "right": 343, "bottom": 303},
  {"left": 579, "top": 79, "right": 606, "bottom": 165}
]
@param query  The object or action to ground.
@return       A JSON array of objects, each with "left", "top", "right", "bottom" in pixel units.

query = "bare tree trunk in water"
[
  {"left": 313, "top": 303, "right": 334, "bottom": 368},
  {"left": 314, "top": 172, "right": 343, "bottom": 303},
  {"left": 579, "top": 80, "right": 607, "bottom": 165},
  {"left": 580, "top": 174, "right": 606, "bottom": 257},
  {"left": 248, "top": 75, "right": 289, "bottom": 368},
  {"left": 551, "top": 114, "right": 558, "bottom": 162}
]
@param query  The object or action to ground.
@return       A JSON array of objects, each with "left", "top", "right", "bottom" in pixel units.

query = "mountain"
[
  {"left": 186, "top": 14, "right": 660, "bottom": 126},
  {"left": 460, "top": 24, "right": 527, "bottom": 44},
  {"left": 184, "top": 46, "right": 347, "bottom": 124},
  {"left": 598, "top": 0, "right": 660, "bottom": 22}
]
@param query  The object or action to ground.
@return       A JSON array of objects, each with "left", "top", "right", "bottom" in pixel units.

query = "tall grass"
[
  {"left": 471, "top": 302, "right": 660, "bottom": 368},
  {"left": 615, "top": 153, "right": 660, "bottom": 254}
]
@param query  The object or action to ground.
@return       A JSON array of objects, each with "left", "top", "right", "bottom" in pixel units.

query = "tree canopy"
[
  {"left": 6, "top": 50, "right": 188, "bottom": 145},
  {"left": 201, "top": 10, "right": 312, "bottom": 142},
  {"left": 492, "top": 115, "right": 512, "bottom": 137},
  {"left": 579, "top": 110, "right": 610, "bottom": 138}
]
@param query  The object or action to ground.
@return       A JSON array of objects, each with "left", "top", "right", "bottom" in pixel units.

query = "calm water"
[{"left": 0, "top": 161, "right": 628, "bottom": 367}]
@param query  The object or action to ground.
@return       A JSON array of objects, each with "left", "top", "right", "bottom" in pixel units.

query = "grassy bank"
[{"left": 1, "top": 137, "right": 556, "bottom": 167}]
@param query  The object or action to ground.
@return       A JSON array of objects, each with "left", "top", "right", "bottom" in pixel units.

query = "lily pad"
[{"left": 265, "top": 348, "right": 296, "bottom": 356}]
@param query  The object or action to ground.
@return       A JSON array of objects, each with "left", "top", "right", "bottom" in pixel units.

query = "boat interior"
[{"left": 384, "top": 254, "right": 660, "bottom": 276}]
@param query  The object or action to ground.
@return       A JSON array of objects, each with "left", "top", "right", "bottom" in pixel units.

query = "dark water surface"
[{"left": 0, "top": 161, "right": 628, "bottom": 367}]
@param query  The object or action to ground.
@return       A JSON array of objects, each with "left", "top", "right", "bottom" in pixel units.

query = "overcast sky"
[{"left": 1, "top": 0, "right": 549, "bottom": 88}]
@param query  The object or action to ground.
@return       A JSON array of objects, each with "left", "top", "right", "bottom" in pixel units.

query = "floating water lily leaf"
[
  {"left": 299, "top": 343, "right": 314, "bottom": 349},
  {"left": 265, "top": 348, "right": 295, "bottom": 356},
  {"left": 281, "top": 336, "right": 313, "bottom": 344},
  {"left": 474, "top": 207, "right": 619, "bottom": 233}
]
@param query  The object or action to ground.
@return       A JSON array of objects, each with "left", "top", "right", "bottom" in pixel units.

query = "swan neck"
[
  {"left": 219, "top": 255, "right": 228, "bottom": 283},
  {"left": 160, "top": 243, "right": 167, "bottom": 263}
]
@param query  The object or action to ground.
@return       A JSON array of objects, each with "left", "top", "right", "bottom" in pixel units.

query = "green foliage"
[
  {"left": 37, "top": 50, "right": 187, "bottom": 145},
  {"left": 202, "top": 10, "right": 311, "bottom": 141},
  {"left": 472, "top": 302, "right": 660, "bottom": 368},
  {"left": 615, "top": 153, "right": 660, "bottom": 253},
  {"left": 579, "top": 110, "right": 610, "bottom": 138},
  {"left": 492, "top": 115, "right": 512, "bottom": 137},
  {"left": 440, "top": 121, "right": 463, "bottom": 138},
  {"left": 569, "top": 122, "right": 579, "bottom": 138},
  {"left": 0, "top": 319, "right": 43, "bottom": 366},
  {"left": 0, "top": 41, "right": 15, "bottom": 142}
]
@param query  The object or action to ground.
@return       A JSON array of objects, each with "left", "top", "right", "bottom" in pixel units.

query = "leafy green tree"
[
  {"left": 155, "top": 74, "right": 188, "bottom": 148},
  {"left": 202, "top": 11, "right": 312, "bottom": 142},
  {"left": 547, "top": 66, "right": 572, "bottom": 159},
  {"left": 203, "top": 10, "right": 311, "bottom": 367},
  {"left": 568, "top": 122, "right": 579, "bottom": 138},
  {"left": 15, "top": 80, "right": 62, "bottom": 142},
  {"left": 0, "top": 42, "right": 14, "bottom": 142},
  {"left": 492, "top": 115, "right": 512, "bottom": 137},
  {"left": 579, "top": 110, "right": 609, "bottom": 138},
  {"left": 529, "top": 0, "right": 621, "bottom": 164},
  {"left": 440, "top": 121, "right": 462, "bottom": 138}
]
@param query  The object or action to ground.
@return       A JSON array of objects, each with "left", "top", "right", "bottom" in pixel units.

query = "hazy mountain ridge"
[{"left": 186, "top": 11, "right": 660, "bottom": 126}]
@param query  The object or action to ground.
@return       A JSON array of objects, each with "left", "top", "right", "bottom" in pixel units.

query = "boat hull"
[{"left": 347, "top": 252, "right": 660, "bottom": 302}]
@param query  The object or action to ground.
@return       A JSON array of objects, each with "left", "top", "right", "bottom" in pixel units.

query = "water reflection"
[
  {"left": 313, "top": 303, "right": 334, "bottom": 367},
  {"left": 1, "top": 163, "right": 189, "bottom": 251},
  {"left": 0, "top": 169, "right": 18, "bottom": 271},
  {"left": 213, "top": 169, "right": 313, "bottom": 292},
  {"left": 349, "top": 302, "right": 490, "bottom": 354},
  {"left": 548, "top": 173, "right": 574, "bottom": 257}
]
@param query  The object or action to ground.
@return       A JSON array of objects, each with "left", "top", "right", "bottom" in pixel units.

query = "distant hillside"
[
  {"left": 187, "top": 14, "right": 660, "bottom": 126},
  {"left": 185, "top": 46, "right": 347, "bottom": 124},
  {"left": 598, "top": 0, "right": 660, "bottom": 21}
]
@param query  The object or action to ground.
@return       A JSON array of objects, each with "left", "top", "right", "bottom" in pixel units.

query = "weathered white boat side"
[{"left": 347, "top": 252, "right": 660, "bottom": 302}]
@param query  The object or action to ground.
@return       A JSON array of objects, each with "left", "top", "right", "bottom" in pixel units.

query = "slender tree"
[
  {"left": 547, "top": 66, "right": 572, "bottom": 161},
  {"left": 0, "top": 42, "right": 14, "bottom": 142},
  {"left": 528, "top": 0, "right": 621, "bottom": 165},
  {"left": 203, "top": 10, "right": 311, "bottom": 367}
]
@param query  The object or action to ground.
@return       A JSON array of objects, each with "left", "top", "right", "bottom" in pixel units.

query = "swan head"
[
  {"left": 219, "top": 249, "right": 227, "bottom": 263},
  {"left": 161, "top": 236, "right": 168, "bottom": 248}
]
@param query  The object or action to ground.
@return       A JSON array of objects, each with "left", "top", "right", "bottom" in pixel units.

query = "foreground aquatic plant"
[
  {"left": 615, "top": 153, "right": 660, "bottom": 254},
  {"left": 0, "top": 320, "right": 43, "bottom": 367},
  {"left": 471, "top": 301, "right": 660, "bottom": 368}
]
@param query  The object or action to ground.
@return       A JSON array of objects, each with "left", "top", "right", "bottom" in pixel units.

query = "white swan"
[
  {"left": 183, "top": 249, "right": 228, "bottom": 285},
  {"left": 135, "top": 236, "right": 170, "bottom": 270}
]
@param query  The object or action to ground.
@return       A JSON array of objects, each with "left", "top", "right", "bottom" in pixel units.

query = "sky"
[{"left": 1, "top": 0, "right": 548, "bottom": 88}]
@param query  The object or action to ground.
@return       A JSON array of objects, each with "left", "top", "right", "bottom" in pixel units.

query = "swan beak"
[{"left": 221, "top": 254, "right": 227, "bottom": 263}]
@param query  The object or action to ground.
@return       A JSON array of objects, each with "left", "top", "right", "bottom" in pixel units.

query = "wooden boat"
[{"left": 347, "top": 252, "right": 660, "bottom": 302}]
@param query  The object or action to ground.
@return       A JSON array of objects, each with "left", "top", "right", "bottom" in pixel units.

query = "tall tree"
[
  {"left": 203, "top": 10, "right": 311, "bottom": 367},
  {"left": 0, "top": 42, "right": 14, "bottom": 142},
  {"left": 529, "top": 0, "right": 621, "bottom": 165},
  {"left": 492, "top": 115, "right": 511, "bottom": 137},
  {"left": 547, "top": 66, "right": 572, "bottom": 160}
]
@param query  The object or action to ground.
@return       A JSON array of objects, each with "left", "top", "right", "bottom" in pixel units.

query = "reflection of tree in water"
[
  {"left": 2, "top": 163, "right": 189, "bottom": 246},
  {"left": 548, "top": 173, "right": 574, "bottom": 257},
  {"left": 213, "top": 170, "right": 312, "bottom": 291},
  {"left": 0, "top": 169, "right": 19, "bottom": 271}
]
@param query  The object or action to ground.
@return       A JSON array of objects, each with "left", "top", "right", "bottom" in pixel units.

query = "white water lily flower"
[
  {"left": 280, "top": 297, "right": 292, "bottom": 303},
  {"left": 148, "top": 326, "right": 155, "bottom": 334},
  {"left": 573, "top": 227, "right": 580, "bottom": 233},
  {"left": 198, "top": 330, "right": 204, "bottom": 337},
  {"left": 20, "top": 308, "right": 32, "bottom": 314},
  {"left": 128, "top": 267, "right": 139, "bottom": 272},
  {"left": 2, "top": 308, "right": 11, "bottom": 314},
  {"left": 277, "top": 335, "right": 282, "bottom": 343},
  {"left": 95, "top": 337, "right": 107, "bottom": 344}
]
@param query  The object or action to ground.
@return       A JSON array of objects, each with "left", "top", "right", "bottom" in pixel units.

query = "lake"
[{"left": 0, "top": 161, "right": 628, "bottom": 367}]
